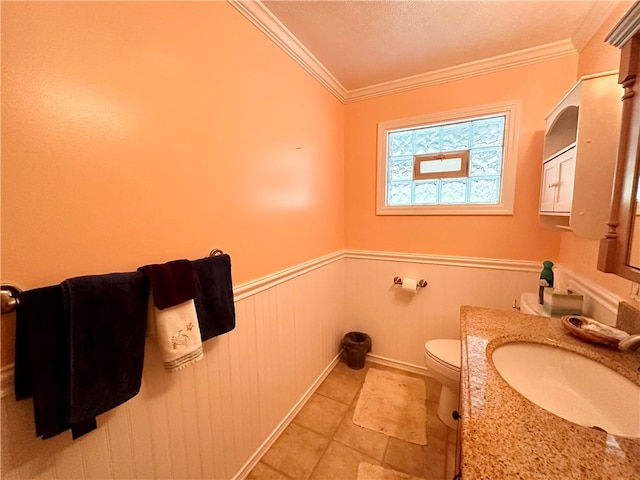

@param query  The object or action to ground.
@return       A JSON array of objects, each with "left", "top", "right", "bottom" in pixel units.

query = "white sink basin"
[{"left": 491, "top": 342, "right": 640, "bottom": 438}]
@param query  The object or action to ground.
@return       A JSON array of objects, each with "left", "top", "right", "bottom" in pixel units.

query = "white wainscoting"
[
  {"left": 1, "top": 250, "right": 618, "bottom": 479},
  {"left": 1, "top": 254, "right": 346, "bottom": 480},
  {"left": 344, "top": 251, "right": 540, "bottom": 368}
]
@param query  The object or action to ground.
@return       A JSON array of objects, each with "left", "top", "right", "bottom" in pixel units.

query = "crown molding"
[
  {"left": 606, "top": 1, "right": 640, "bottom": 47},
  {"left": 230, "top": 1, "right": 579, "bottom": 104},
  {"left": 344, "top": 40, "right": 577, "bottom": 102},
  {"left": 572, "top": 0, "right": 621, "bottom": 52},
  {"left": 227, "top": 0, "right": 348, "bottom": 102}
]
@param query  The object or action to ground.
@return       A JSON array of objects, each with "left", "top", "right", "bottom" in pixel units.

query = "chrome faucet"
[{"left": 618, "top": 335, "right": 640, "bottom": 351}]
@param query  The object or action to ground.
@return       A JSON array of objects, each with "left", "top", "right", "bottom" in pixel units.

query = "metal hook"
[
  {"left": 1, "top": 284, "right": 22, "bottom": 314},
  {"left": 209, "top": 248, "right": 224, "bottom": 257}
]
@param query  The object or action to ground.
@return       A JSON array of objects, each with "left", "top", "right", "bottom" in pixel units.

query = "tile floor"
[{"left": 247, "top": 358, "right": 457, "bottom": 480}]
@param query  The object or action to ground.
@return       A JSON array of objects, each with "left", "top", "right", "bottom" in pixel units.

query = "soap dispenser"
[{"left": 539, "top": 261, "right": 554, "bottom": 304}]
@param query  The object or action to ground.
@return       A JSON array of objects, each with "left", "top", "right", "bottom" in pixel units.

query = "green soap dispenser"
[{"left": 539, "top": 260, "right": 554, "bottom": 304}]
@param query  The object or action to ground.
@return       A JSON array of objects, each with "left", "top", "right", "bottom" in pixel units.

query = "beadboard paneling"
[
  {"left": 344, "top": 255, "right": 540, "bottom": 367},
  {"left": 1, "top": 258, "right": 346, "bottom": 480},
  {"left": 3, "top": 252, "right": 614, "bottom": 480}
]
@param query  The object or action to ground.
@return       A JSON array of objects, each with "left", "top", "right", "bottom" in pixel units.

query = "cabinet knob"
[{"left": 547, "top": 182, "right": 560, "bottom": 188}]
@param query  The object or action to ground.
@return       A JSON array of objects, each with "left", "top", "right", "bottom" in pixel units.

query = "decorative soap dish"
[{"left": 561, "top": 315, "right": 629, "bottom": 347}]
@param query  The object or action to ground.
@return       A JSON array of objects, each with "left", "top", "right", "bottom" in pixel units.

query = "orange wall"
[
  {"left": 2, "top": 1, "right": 635, "bottom": 370},
  {"left": 1, "top": 1, "right": 345, "bottom": 289},
  {"left": 1, "top": 2, "right": 344, "bottom": 367},
  {"left": 344, "top": 58, "right": 578, "bottom": 260},
  {"left": 558, "top": 1, "right": 634, "bottom": 299}
]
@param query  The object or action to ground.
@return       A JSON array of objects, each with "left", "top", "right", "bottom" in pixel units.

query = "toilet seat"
[{"left": 425, "top": 339, "right": 461, "bottom": 372}]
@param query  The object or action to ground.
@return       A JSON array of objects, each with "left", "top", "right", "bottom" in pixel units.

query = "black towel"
[
  {"left": 139, "top": 259, "right": 197, "bottom": 309},
  {"left": 191, "top": 254, "right": 236, "bottom": 341},
  {"left": 61, "top": 271, "right": 148, "bottom": 424},
  {"left": 14, "top": 286, "right": 97, "bottom": 439}
]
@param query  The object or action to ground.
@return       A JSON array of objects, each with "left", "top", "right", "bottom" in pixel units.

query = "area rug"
[
  {"left": 352, "top": 368, "right": 427, "bottom": 445},
  {"left": 357, "top": 462, "right": 426, "bottom": 480}
]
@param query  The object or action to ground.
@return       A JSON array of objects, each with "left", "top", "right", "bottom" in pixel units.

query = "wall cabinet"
[
  {"left": 540, "top": 146, "right": 576, "bottom": 213},
  {"left": 539, "top": 72, "right": 622, "bottom": 239}
]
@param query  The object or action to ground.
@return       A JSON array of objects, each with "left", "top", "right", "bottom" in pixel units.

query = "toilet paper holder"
[{"left": 393, "top": 277, "right": 428, "bottom": 289}]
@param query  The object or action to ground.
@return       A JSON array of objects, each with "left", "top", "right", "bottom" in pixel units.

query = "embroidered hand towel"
[
  {"left": 140, "top": 259, "right": 203, "bottom": 372},
  {"left": 149, "top": 299, "right": 203, "bottom": 371}
]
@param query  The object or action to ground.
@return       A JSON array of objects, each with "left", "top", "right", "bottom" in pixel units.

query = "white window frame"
[
  {"left": 376, "top": 102, "right": 520, "bottom": 215},
  {"left": 413, "top": 150, "right": 470, "bottom": 180}
]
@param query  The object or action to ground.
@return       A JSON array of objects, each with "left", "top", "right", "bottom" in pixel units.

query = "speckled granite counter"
[{"left": 460, "top": 306, "right": 640, "bottom": 479}]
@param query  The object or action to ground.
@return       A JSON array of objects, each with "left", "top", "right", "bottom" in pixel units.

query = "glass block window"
[
  {"left": 386, "top": 115, "right": 504, "bottom": 206},
  {"left": 377, "top": 103, "right": 519, "bottom": 215}
]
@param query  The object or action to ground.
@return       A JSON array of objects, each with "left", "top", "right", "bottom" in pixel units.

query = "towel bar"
[
  {"left": 1, "top": 249, "right": 225, "bottom": 315},
  {"left": 1, "top": 284, "right": 22, "bottom": 314}
]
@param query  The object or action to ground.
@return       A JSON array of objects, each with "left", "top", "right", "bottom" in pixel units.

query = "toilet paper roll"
[{"left": 401, "top": 278, "right": 418, "bottom": 293}]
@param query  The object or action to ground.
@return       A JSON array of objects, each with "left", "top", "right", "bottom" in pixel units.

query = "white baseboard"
[
  {"left": 366, "top": 354, "right": 430, "bottom": 377},
  {"left": 232, "top": 352, "right": 343, "bottom": 480}
]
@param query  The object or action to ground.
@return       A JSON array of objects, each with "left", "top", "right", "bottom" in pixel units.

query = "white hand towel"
[{"left": 150, "top": 298, "right": 203, "bottom": 372}]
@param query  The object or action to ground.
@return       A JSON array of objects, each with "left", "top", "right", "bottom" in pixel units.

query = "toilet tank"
[{"left": 520, "top": 292, "right": 549, "bottom": 316}]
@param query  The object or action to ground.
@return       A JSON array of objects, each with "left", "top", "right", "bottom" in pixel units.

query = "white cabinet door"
[
  {"left": 540, "top": 148, "right": 576, "bottom": 213},
  {"left": 540, "top": 160, "right": 558, "bottom": 212},
  {"left": 554, "top": 149, "right": 576, "bottom": 212}
]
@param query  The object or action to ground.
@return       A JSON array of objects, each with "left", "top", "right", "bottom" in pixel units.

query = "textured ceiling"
[{"left": 262, "top": 1, "right": 621, "bottom": 92}]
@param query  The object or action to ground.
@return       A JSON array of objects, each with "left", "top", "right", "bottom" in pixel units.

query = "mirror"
[{"left": 597, "top": 4, "right": 640, "bottom": 282}]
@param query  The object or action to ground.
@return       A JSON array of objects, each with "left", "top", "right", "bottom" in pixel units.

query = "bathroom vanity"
[{"left": 459, "top": 306, "right": 640, "bottom": 479}]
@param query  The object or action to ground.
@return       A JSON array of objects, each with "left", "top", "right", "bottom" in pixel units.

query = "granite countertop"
[{"left": 460, "top": 305, "right": 640, "bottom": 480}]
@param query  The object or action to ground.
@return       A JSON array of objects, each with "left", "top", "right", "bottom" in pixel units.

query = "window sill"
[{"left": 376, "top": 203, "right": 514, "bottom": 216}]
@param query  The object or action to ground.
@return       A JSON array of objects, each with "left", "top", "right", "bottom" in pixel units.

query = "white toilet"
[
  {"left": 424, "top": 293, "right": 544, "bottom": 430},
  {"left": 519, "top": 291, "right": 547, "bottom": 316},
  {"left": 424, "top": 339, "right": 461, "bottom": 430}
]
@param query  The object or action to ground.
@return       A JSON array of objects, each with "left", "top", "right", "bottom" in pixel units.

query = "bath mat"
[
  {"left": 353, "top": 369, "right": 427, "bottom": 445},
  {"left": 357, "top": 462, "right": 426, "bottom": 480}
]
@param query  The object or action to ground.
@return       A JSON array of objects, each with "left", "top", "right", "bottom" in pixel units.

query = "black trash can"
[{"left": 341, "top": 332, "right": 372, "bottom": 369}]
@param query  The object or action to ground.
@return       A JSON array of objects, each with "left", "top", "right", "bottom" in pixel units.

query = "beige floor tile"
[
  {"left": 445, "top": 441, "right": 458, "bottom": 480},
  {"left": 294, "top": 393, "right": 350, "bottom": 437},
  {"left": 424, "top": 376, "right": 443, "bottom": 403},
  {"left": 384, "top": 436, "right": 447, "bottom": 480},
  {"left": 310, "top": 441, "right": 379, "bottom": 480},
  {"left": 332, "top": 357, "right": 371, "bottom": 382},
  {"left": 333, "top": 394, "right": 389, "bottom": 461},
  {"left": 258, "top": 363, "right": 452, "bottom": 480},
  {"left": 246, "top": 461, "right": 292, "bottom": 480},
  {"left": 358, "top": 463, "right": 428, "bottom": 480},
  {"left": 425, "top": 400, "right": 450, "bottom": 442},
  {"left": 261, "top": 423, "right": 330, "bottom": 480},
  {"left": 316, "top": 368, "right": 363, "bottom": 406}
]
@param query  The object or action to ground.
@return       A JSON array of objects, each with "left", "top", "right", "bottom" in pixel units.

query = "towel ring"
[
  {"left": 1, "top": 284, "right": 22, "bottom": 314},
  {"left": 209, "top": 248, "right": 224, "bottom": 257}
]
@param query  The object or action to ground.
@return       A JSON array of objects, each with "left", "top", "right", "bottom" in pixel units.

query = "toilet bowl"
[
  {"left": 424, "top": 294, "right": 546, "bottom": 430},
  {"left": 424, "top": 339, "right": 461, "bottom": 430}
]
